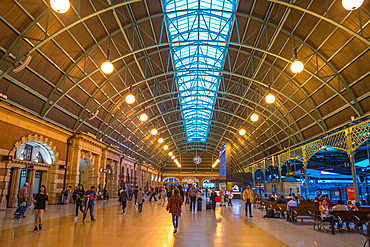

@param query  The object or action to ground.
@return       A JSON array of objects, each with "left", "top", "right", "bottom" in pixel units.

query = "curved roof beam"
[{"left": 268, "top": 0, "right": 370, "bottom": 46}]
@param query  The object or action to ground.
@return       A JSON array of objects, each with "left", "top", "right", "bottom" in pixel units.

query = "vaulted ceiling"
[{"left": 0, "top": 0, "right": 369, "bottom": 173}]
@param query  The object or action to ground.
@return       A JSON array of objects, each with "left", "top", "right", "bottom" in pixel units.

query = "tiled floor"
[{"left": 0, "top": 197, "right": 365, "bottom": 247}]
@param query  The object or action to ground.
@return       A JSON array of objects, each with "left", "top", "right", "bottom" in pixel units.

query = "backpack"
[{"left": 63, "top": 190, "right": 69, "bottom": 196}]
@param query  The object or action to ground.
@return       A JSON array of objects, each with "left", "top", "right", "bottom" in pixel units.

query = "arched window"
[
  {"left": 15, "top": 141, "right": 55, "bottom": 164},
  {"left": 163, "top": 177, "right": 179, "bottom": 183},
  {"left": 182, "top": 177, "right": 199, "bottom": 182}
]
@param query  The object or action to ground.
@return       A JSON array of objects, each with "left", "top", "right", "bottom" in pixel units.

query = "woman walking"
[
  {"left": 74, "top": 184, "right": 85, "bottom": 220},
  {"left": 136, "top": 187, "right": 145, "bottom": 213},
  {"left": 33, "top": 185, "right": 48, "bottom": 232},
  {"left": 166, "top": 188, "right": 183, "bottom": 234},
  {"left": 209, "top": 189, "right": 217, "bottom": 211}
]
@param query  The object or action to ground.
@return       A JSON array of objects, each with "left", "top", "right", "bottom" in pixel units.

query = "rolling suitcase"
[
  {"left": 197, "top": 199, "right": 202, "bottom": 211},
  {"left": 206, "top": 201, "right": 212, "bottom": 210}
]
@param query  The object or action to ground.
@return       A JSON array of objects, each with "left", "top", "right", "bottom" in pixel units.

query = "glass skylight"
[{"left": 163, "top": 0, "right": 237, "bottom": 142}]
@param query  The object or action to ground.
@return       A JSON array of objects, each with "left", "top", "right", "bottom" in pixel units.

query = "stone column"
[
  {"left": 27, "top": 169, "right": 36, "bottom": 203},
  {"left": 8, "top": 167, "right": 21, "bottom": 208}
]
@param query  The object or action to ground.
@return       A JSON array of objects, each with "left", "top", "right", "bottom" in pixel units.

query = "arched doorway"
[{"left": 79, "top": 158, "right": 92, "bottom": 188}]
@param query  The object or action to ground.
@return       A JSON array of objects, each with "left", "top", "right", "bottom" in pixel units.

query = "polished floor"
[{"left": 0, "top": 197, "right": 365, "bottom": 247}]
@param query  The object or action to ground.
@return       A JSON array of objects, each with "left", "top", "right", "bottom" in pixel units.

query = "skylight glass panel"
[{"left": 163, "top": 0, "right": 237, "bottom": 142}]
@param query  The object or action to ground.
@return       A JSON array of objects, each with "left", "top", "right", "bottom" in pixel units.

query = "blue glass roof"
[{"left": 163, "top": 0, "right": 237, "bottom": 142}]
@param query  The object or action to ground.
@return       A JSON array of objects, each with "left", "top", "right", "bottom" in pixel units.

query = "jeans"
[
  {"left": 172, "top": 215, "right": 179, "bottom": 228},
  {"left": 245, "top": 199, "right": 252, "bottom": 216},
  {"left": 189, "top": 196, "right": 196, "bottom": 210},
  {"left": 211, "top": 200, "right": 216, "bottom": 210},
  {"left": 122, "top": 201, "right": 127, "bottom": 213},
  {"left": 149, "top": 193, "right": 157, "bottom": 201},
  {"left": 84, "top": 204, "right": 95, "bottom": 220},
  {"left": 228, "top": 199, "right": 232, "bottom": 206},
  {"left": 138, "top": 203, "right": 143, "bottom": 212},
  {"left": 75, "top": 200, "right": 84, "bottom": 216}
]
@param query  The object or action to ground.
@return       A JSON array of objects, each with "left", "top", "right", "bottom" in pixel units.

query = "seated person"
[
  {"left": 286, "top": 196, "right": 298, "bottom": 220},
  {"left": 346, "top": 201, "right": 359, "bottom": 211},
  {"left": 319, "top": 199, "right": 336, "bottom": 233},
  {"left": 277, "top": 195, "right": 287, "bottom": 204},
  {"left": 268, "top": 195, "right": 276, "bottom": 201},
  {"left": 331, "top": 200, "right": 348, "bottom": 212}
]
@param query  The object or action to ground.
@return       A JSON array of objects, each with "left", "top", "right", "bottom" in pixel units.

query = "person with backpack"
[{"left": 166, "top": 188, "right": 183, "bottom": 234}]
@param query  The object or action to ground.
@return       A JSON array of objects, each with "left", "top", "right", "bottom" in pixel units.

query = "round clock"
[{"left": 193, "top": 155, "right": 202, "bottom": 165}]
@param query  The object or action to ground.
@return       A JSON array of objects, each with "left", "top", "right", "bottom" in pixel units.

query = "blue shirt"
[{"left": 85, "top": 190, "right": 96, "bottom": 205}]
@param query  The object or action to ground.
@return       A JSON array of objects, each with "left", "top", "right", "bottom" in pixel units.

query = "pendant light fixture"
[
  {"left": 342, "top": 0, "right": 364, "bottom": 10},
  {"left": 265, "top": 85, "right": 276, "bottom": 104},
  {"left": 140, "top": 112, "right": 148, "bottom": 122},
  {"left": 101, "top": 14, "right": 114, "bottom": 74},
  {"left": 158, "top": 138, "right": 164, "bottom": 144},
  {"left": 290, "top": 47, "right": 304, "bottom": 73},
  {"left": 168, "top": 151, "right": 173, "bottom": 156},
  {"left": 250, "top": 113, "right": 259, "bottom": 122},
  {"left": 151, "top": 128, "right": 158, "bottom": 135},
  {"left": 163, "top": 145, "right": 169, "bottom": 150},
  {"left": 239, "top": 128, "right": 246, "bottom": 136},
  {"left": 50, "top": 0, "right": 70, "bottom": 13}
]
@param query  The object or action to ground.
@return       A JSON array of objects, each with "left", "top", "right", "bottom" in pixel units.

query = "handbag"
[{"left": 29, "top": 203, "right": 35, "bottom": 210}]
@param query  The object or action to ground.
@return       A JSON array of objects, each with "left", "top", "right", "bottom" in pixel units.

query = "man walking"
[
  {"left": 243, "top": 185, "right": 254, "bottom": 217},
  {"left": 18, "top": 182, "right": 29, "bottom": 206}
]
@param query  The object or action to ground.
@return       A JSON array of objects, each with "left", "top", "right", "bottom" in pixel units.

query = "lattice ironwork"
[{"left": 351, "top": 119, "right": 370, "bottom": 150}]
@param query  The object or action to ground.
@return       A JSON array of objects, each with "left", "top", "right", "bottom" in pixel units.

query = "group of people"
[{"left": 16, "top": 182, "right": 48, "bottom": 232}]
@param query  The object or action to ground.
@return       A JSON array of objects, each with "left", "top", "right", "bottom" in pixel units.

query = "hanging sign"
[{"left": 346, "top": 187, "right": 355, "bottom": 201}]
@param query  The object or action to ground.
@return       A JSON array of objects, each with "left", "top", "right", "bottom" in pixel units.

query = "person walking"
[
  {"left": 134, "top": 186, "right": 139, "bottom": 205},
  {"left": 83, "top": 186, "right": 97, "bottom": 222},
  {"left": 128, "top": 187, "right": 134, "bottom": 201},
  {"left": 188, "top": 185, "right": 198, "bottom": 211},
  {"left": 18, "top": 182, "right": 29, "bottom": 206},
  {"left": 149, "top": 187, "right": 157, "bottom": 201},
  {"left": 74, "top": 184, "right": 85, "bottom": 221},
  {"left": 120, "top": 187, "right": 128, "bottom": 214},
  {"left": 166, "top": 188, "right": 183, "bottom": 234},
  {"left": 220, "top": 187, "right": 226, "bottom": 206},
  {"left": 33, "top": 185, "right": 48, "bottom": 232},
  {"left": 136, "top": 187, "right": 145, "bottom": 213},
  {"left": 243, "top": 185, "right": 254, "bottom": 217},
  {"left": 227, "top": 190, "right": 233, "bottom": 206},
  {"left": 209, "top": 189, "right": 217, "bottom": 211}
]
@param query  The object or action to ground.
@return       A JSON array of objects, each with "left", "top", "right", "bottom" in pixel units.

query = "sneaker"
[
  {"left": 34, "top": 226, "right": 38, "bottom": 232},
  {"left": 249, "top": 215, "right": 253, "bottom": 217},
  {"left": 74, "top": 217, "right": 78, "bottom": 221},
  {"left": 92, "top": 219, "right": 97, "bottom": 222},
  {"left": 39, "top": 224, "right": 42, "bottom": 231},
  {"left": 173, "top": 228, "right": 177, "bottom": 234}
]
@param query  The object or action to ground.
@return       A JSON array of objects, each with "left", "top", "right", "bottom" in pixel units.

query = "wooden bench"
[
  {"left": 359, "top": 207, "right": 370, "bottom": 212},
  {"left": 288, "top": 206, "right": 317, "bottom": 224},
  {"left": 276, "top": 203, "right": 287, "bottom": 218},
  {"left": 259, "top": 199, "right": 268, "bottom": 210},
  {"left": 333, "top": 211, "right": 369, "bottom": 230}
]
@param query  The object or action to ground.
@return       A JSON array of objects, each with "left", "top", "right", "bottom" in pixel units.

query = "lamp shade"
[
  {"left": 290, "top": 59, "right": 304, "bottom": 73},
  {"left": 158, "top": 138, "right": 164, "bottom": 144},
  {"left": 139, "top": 113, "right": 148, "bottom": 122},
  {"left": 163, "top": 145, "right": 169, "bottom": 150},
  {"left": 265, "top": 93, "right": 276, "bottom": 104},
  {"left": 239, "top": 128, "right": 246, "bottom": 135},
  {"left": 50, "top": 0, "right": 70, "bottom": 13},
  {"left": 342, "top": 0, "right": 364, "bottom": 10},
  {"left": 101, "top": 60, "right": 114, "bottom": 74},
  {"left": 125, "top": 93, "right": 135, "bottom": 104},
  {"left": 151, "top": 128, "right": 158, "bottom": 135},
  {"left": 250, "top": 113, "right": 259, "bottom": 122}
]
